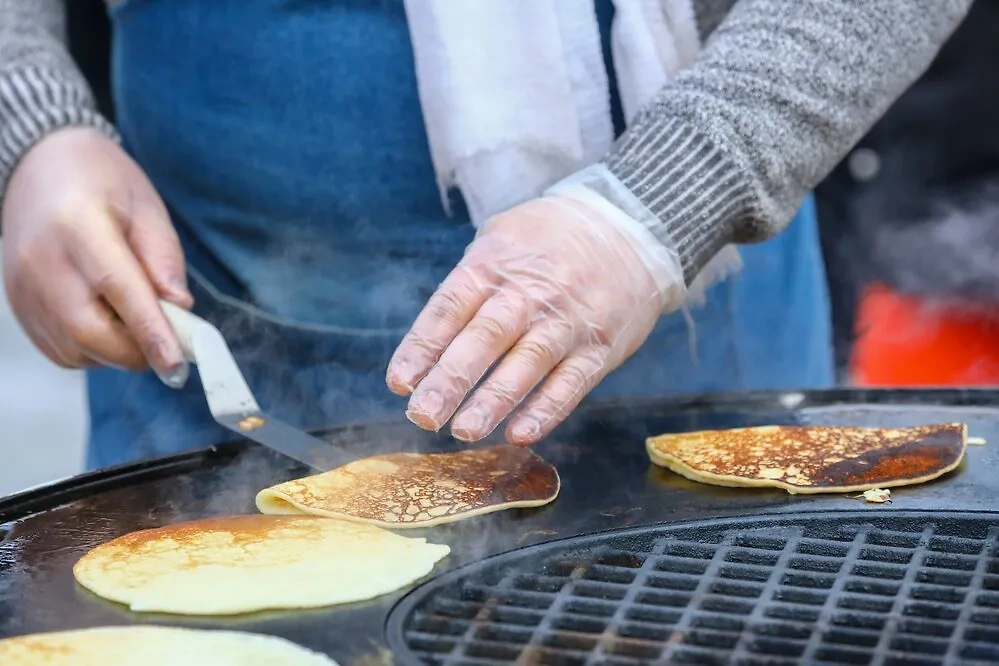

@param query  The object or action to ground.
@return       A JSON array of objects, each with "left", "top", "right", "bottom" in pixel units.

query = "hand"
[
  {"left": 386, "top": 194, "right": 676, "bottom": 445},
  {"left": 2, "top": 127, "right": 192, "bottom": 384}
]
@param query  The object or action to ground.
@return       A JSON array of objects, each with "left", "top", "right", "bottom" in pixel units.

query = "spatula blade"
[
  {"left": 215, "top": 413, "right": 347, "bottom": 471},
  {"left": 159, "top": 300, "right": 342, "bottom": 472}
]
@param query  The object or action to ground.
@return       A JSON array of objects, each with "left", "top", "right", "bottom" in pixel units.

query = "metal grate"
[{"left": 386, "top": 512, "right": 999, "bottom": 666}]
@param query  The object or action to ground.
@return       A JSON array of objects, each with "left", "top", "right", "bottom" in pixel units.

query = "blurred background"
[{"left": 2, "top": 0, "right": 998, "bottom": 495}]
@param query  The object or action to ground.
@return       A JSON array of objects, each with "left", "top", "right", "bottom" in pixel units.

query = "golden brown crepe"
[
  {"left": 73, "top": 515, "right": 449, "bottom": 615},
  {"left": 256, "top": 445, "right": 560, "bottom": 527},
  {"left": 0, "top": 626, "right": 338, "bottom": 666},
  {"left": 646, "top": 422, "right": 967, "bottom": 494}
]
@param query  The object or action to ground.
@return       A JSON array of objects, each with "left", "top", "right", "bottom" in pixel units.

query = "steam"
[
  {"left": 121, "top": 202, "right": 658, "bottom": 565},
  {"left": 865, "top": 183, "right": 999, "bottom": 304}
]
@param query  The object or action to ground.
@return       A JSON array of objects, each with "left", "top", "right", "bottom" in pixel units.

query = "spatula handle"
[
  {"left": 159, "top": 299, "right": 199, "bottom": 363},
  {"left": 157, "top": 299, "right": 261, "bottom": 416}
]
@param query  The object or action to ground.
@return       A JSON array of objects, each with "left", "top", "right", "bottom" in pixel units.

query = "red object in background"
[{"left": 851, "top": 284, "right": 999, "bottom": 386}]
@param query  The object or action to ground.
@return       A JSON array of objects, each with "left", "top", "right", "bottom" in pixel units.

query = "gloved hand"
[
  {"left": 387, "top": 171, "right": 686, "bottom": 445},
  {"left": 2, "top": 127, "right": 192, "bottom": 385}
]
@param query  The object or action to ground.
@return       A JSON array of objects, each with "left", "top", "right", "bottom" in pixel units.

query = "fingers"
[
  {"left": 72, "top": 306, "right": 148, "bottom": 371},
  {"left": 112, "top": 187, "right": 193, "bottom": 308},
  {"left": 405, "top": 290, "right": 531, "bottom": 431},
  {"left": 386, "top": 262, "right": 491, "bottom": 395},
  {"left": 1, "top": 127, "right": 193, "bottom": 382},
  {"left": 505, "top": 346, "right": 610, "bottom": 446},
  {"left": 26, "top": 319, "right": 81, "bottom": 369},
  {"left": 450, "top": 317, "right": 572, "bottom": 442},
  {"left": 391, "top": 193, "right": 671, "bottom": 441},
  {"left": 70, "top": 213, "right": 189, "bottom": 387},
  {"left": 14, "top": 273, "right": 144, "bottom": 371},
  {"left": 52, "top": 276, "right": 147, "bottom": 369}
]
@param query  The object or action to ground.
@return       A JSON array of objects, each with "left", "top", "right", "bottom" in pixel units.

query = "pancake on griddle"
[
  {"left": 646, "top": 422, "right": 967, "bottom": 494},
  {"left": 256, "top": 445, "right": 560, "bottom": 527},
  {"left": 73, "top": 515, "right": 449, "bottom": 615},
  {"left": 0, "top": 626, "right": 337, "bottom": 666}
]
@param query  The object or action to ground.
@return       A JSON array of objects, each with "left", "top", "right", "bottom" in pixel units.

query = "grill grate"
[{"left": 386, "top": 512, "right": 999, "bottom": 665}]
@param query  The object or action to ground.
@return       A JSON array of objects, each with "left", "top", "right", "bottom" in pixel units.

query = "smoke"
[
  {"left": 863, "top": 182, "right": 999, "bottom": 305},
  {"left": 825, "top": 159, "right": 999, "bottom": 383},
  {"left": 816, "top": 3, "right": 999, "bottom": 371}
]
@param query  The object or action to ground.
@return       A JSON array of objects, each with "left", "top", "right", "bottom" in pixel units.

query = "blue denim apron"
[{"left": 87, "top": 0, "right": 833, "bottom": 469}]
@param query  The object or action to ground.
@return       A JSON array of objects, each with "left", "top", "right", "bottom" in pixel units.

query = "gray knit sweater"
[{"left": 0, "top": 0, "right": 973, "bottom": 284}]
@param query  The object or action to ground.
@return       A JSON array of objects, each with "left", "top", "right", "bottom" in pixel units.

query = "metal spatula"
[{"left": 159, "top": 300, "right": 333, "bottom": 471}]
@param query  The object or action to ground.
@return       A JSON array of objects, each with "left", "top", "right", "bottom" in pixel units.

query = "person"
[{"left": 0, "top": 0, "right": 971, "bottom": 469}]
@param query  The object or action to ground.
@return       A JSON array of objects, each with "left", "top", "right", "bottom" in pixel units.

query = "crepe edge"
[
  {"left": 72, "top": 517, "right": 451, "bottom": 616},
  {"left": 255, "top": 469, "right": 561, "bottom": 529},
  {"left": 644, "top": 423, "right": 968, "bottom": 495},
  {"left": 76, "top": 548, "right": 451, "bottom": 616},
  {"left": 0, "top": 626, "right": 340, "bottom": 664},
  {"left": 120, "top": 539, "right": 451, "bottom": 615},
  {"left": 73, "top": 548, "right": 136, "bottom": 609}
]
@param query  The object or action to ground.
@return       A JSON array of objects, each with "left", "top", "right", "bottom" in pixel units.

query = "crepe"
[
  {"left": 0, "top": 626, "right": 337, "bottom": 666},
  {"left": 73, "top": 515, "right": 449, "bottom": 615},
  {"left": 256, "top": 445, "right": 560, "bottom": 527},
  {"left": 855, "top": 488, "right": 892, "bottom": 503},
  {"left": 646, "top": 422, "right": 967, "bottom": 494}
]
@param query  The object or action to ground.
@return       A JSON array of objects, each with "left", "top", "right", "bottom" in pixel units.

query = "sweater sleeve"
[
  {"left": 604, "top": 0, "right": 973, "bottom": 285},
  {"left": 0, "top": 0, "right": 118, "bottom": 200}
]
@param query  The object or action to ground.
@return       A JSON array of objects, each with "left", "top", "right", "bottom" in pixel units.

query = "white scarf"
[
  {"left": 402, "top": 0, "right": 701, "bottom": 225},
  {"left": 402, "top": 0, "right": 741, "bottom": 303}
]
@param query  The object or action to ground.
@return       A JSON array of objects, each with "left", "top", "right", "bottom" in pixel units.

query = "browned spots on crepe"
[
  {"left": 72, "top": 514, "right": 450, "bottom": 615},
  {"left": 7, "top": 638, "right": 74, "bottom": 659},
  {"left": 76, "top": 515, "right": 336, "bottom": 574},
  {"left": 256, "top": 445, "right": 560, "bottom": 527},
  {"left": 646, "top": 423, "right": 967, "bottom": 494}
]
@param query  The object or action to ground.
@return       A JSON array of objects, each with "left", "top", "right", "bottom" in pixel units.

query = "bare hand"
[{"left": 2, "top": 128, "right": 192, "bottom": 384}]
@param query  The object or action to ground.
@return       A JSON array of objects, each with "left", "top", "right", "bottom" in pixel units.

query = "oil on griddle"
[
  {"left": 256, "top": 444, "right": 560, "bottom": 527},
  {"left": 646, "top": 422, "right": 967, "bottom": 494}
]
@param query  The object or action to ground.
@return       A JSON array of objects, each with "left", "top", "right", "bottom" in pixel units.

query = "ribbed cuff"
[
  {"left": 0, "top": 65, "right": 119, "bottom": 200},
  {"left": 604, "top": 117, "right": 754, "bottom": 286}
]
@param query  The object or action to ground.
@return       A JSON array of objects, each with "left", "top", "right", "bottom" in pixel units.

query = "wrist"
[
  {"left": 603, "top": 118, "right": 753, "bottom": 284},
  {"left": 545, "top": 165, "right": 687, "bottom": 313},
  {"left": 0, "top": 66, "right": 120, "bottom": 204}
]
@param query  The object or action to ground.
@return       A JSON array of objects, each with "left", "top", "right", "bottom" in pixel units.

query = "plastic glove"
[
  {"left": 2, "top": 127, "right": 192, "bottom": 385},
  {"left": 386, "top": 166, "right": 686, "bottom": 445}
]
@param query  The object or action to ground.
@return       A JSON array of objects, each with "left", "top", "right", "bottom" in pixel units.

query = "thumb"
[{"left": 111, "top": 189, "right": 194, "bottom": 309}]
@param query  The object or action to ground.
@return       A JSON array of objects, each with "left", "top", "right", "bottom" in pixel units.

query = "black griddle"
[{"left": 2, "top": 389, "right": 999, "bottom": 665}]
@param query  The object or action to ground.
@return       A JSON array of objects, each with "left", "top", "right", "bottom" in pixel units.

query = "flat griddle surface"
[{"left": 2, "top": 389, "right": 999, "bottom": 665}]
